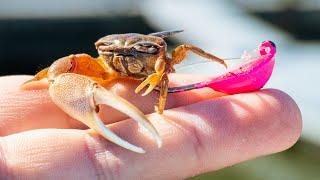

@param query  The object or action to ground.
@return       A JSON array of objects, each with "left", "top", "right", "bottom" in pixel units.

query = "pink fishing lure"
[{"left": 167, "top": 40, "right": 276, "bottom": 94}]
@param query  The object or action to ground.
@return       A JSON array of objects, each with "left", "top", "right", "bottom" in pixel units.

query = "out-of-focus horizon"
[{"left": 0, "top": 0, "right": 319, "bottom": 179}]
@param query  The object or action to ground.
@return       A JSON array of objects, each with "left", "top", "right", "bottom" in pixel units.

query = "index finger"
[
  {"left": 0, "top": 89, "right": 302, "bottom": 179},
  {"left": 0, "top": 75, "right": 222, "bottom": 136}
]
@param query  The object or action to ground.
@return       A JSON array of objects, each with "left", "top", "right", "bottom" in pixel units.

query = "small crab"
[
  {"left": 23, "top": 30, "right": 227, "bottom": 153},
  {"left": 94, "top": 30, "right": 227, "bottom": 113}
]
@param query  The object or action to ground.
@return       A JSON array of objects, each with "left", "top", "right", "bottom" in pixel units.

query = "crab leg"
[
  {"left": 155, "top": 73, "right": 169, "bottom": 114},
  {"left": 135, "top": 56, "right": 166, "bottom": 96},
  {"left": 49, "top": 73, "right": 161, "bottom": 153},
  {"left": 171, "top": 44, "right": 228, "bottom": 68},
  {"left": 22, "top": 67, "right": 49, "bottom": 85}
]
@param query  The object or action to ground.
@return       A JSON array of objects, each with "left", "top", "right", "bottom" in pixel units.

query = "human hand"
[{"left": 0, "top": 75, "right": 301, "bottom": 179}]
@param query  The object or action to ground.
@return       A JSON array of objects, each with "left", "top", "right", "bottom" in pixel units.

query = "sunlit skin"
[{"left": 0, "top": 75, "right": 301, "bottom": 179}]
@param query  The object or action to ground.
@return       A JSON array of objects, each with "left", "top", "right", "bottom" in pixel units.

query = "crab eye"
[
  {"left": 133, "top": 43, "right": 159, "bottom": 54},
  {"left": 147, "top": 46, "right": 158, "bottom": 54},
  {"left": 103, "top": 41, "right": 114, "bottom": 46}
]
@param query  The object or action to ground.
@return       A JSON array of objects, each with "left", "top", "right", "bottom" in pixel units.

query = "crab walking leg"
[
  {"left": 49, "top": 73, "right": 161, "bottom": 153},
  {"left": 155, "top": 73, "right": 169, "bottom": 114},
  {"left": 135, "top": 57, "right": 166, "bottom": 96},
  {"left": 171, "top": 44, "right": 227, "bottom": 68},
  {"left": 22, "top": 67, "right": 49, "bottom": 85}
]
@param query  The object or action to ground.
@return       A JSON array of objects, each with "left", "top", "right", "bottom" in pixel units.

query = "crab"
[{"left": 22, "top": 30, "right": 229, "bottom": 153}]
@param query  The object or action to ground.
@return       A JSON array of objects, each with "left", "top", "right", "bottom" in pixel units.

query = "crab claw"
[{"left": 48, "top": 73, "right": 161, "bottom": 153}]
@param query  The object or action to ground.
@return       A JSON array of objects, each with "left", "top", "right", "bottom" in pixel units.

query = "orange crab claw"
[{"left": 49, "top": 73, "right": 161, "bottom": 153}]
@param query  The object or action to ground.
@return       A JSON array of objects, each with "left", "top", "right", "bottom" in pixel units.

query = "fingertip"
[
  {"left": 258, "top": 89, "right": 302, "bottom": 151},
  {"left": 155, "top": 88, "right": 303, "bottom": 174},
  {"left": 221, "top": 89, "right": 302, "bottom": 156}
]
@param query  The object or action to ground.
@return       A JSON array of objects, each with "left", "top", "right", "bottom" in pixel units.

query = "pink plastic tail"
[{"left": 167, "top": 41, "right": 276, "bottom": 94}]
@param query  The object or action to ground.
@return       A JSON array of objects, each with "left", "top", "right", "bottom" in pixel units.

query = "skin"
[{"left": 0, "top": 75, "right": 302, "bottom": 179}]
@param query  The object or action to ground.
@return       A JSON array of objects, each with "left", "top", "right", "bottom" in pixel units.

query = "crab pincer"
[{"left": 49, "top": 73, "right": 161, "bottom": 153}]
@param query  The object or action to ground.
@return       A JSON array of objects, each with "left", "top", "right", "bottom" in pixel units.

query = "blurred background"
[{"left": 0, "top": 0, "right": 319, "bottom": 179}]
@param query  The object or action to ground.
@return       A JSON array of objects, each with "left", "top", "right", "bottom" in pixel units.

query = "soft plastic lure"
[{"left": 166, "top": 40, "right": 276, "bottom": 94}]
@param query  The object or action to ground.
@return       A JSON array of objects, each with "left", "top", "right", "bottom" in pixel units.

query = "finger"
[
  {"left": 0, "top": 89, "right": 302, "bottom": 179},
  {"left": 0, "top": 75, "right": 222, "bottom": 135}
]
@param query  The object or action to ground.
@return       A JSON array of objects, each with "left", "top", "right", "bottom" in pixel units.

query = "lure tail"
[{"left": 167, "top": 41, "right": 276, "bottom": 94}]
